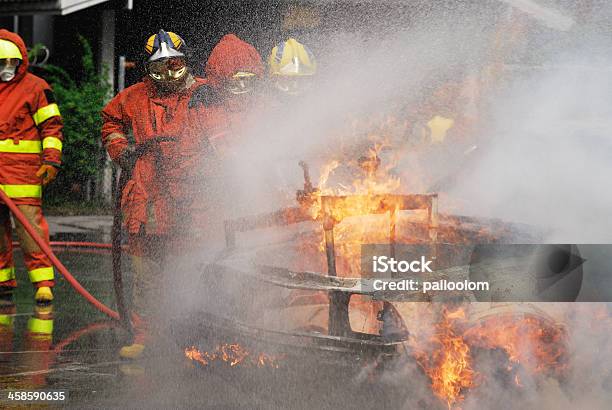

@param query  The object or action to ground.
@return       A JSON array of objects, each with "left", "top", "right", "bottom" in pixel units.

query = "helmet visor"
[
  {"left": 0, "top": 58, "right": 20, "bottom": 71},
  {"left": 274, "top": 75, "right": 314, "bottom": 96},
  {"left": 0, "top": 58, "right": 20, "bottom": 81},
  {"left": 147, "top": 57, "right": 187, "bottom": 82},
  {"left": 226, "top": 72, "right": 257, "bottom": 95}
]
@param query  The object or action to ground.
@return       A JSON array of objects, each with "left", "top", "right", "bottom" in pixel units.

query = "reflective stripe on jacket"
[{"left": 0, "top": 29, "right": 64, "bottom": 205}]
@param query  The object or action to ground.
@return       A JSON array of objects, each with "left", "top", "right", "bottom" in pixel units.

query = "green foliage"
[{"left": 39, "top": 35, "right": 111, "bottom": 201}]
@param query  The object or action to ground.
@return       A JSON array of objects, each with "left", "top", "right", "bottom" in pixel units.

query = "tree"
[{"left": 37, "top": 35, "right": 112, "bottom": 205}]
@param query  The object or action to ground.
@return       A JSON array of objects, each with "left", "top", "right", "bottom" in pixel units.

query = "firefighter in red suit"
[
  {"left": 101, "top": 30, "right": 210, "bottom": 359},
  {"left": 0, "top": 30, "right": 63, "bottom": 303},
  {"left": 182, "top": 34, "right": 264, "bottom": 235},
  {"left": 199, "top": 33, "right": 264, "bottom": 153}
]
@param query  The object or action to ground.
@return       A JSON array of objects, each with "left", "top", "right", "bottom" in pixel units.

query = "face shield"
[
  {"left": 225, "top": 72, "right": 257, "bottom": 95},
  {"left": 273, "top": 75, "right": 314, "bottom": 96},
  {"left": 146, "top": 57, "right": 188, "bottom": 83},
  {"left": 0, "top": 58, "right": 20, "bottom": 82}
]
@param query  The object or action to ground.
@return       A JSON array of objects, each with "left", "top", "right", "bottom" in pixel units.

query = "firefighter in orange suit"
[
  {"left": 102, "top": 30, "right": 210, "bottom": 360},
  {"left": 0, "top": 30, "right": 62, "bottom": 303}
]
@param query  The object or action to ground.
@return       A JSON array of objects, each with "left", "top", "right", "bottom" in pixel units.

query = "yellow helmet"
[
  {"left": 268, "top": 38, "right": 316, "bottom": 77},
  {"left": 0, "top": 39, "right": 22, "bottom": 60}
]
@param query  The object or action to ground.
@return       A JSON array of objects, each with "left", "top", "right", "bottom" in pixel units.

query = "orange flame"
[
  {"left": 185, "top": 344, "right": 282, "bottom": 369},
  {"left": 404, "top": 307, "right": 569, "bottom": 408},
  {"left": 298, "top": 141, "right": 407, "bottom": 277},
  {"left": 463, "top": 314, "right": 568, "bottom": 377},
  {"left": 410, "top": 307, "right": 476, "bottom": 409}
]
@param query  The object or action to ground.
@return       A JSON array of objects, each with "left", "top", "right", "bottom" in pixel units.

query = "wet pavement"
[
  {"left": 0, "top": 216, "right": 592, "bottom": 409},
  {"left": 0, "top": 245, "right": 122, "bottom": 408},
  {"left": 0, "top": 218, "right": 413, "bottom": 409},
  {"left": 46, "top": 215, "right": 113, "bottom": 242},
  {"left": 0, "top": 247, "right": 412, "bottom": 409}
]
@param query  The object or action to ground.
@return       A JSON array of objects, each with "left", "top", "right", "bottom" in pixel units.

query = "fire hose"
[
  {"left": 0, "top": 138, "right": 173, "bottom": 327},
  {"left": 111, "top": 136, "right": 175, "bottom": 332},
  {"left": 112, "top": 166, "right": 132, "bottom": 332},
  {"left": 0, "top": 187, "right": 120, "bottom": 320}
]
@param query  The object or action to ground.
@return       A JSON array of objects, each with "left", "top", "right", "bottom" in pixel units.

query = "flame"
[
  {"left": 292, "top": 134, "right": 496, "bottom": 277},
  {"left": 285, "top": 127, "right": 568, "bottom": 408},
  {"left": 514, "top": 374, "right": 523, "bottom": 387},
  {"left": 410, "top": 307, "right": 476, "bottom": 409},
  {"left": 298, "top": 142, "right": 406, "bottom": 277},
  {"left": 403, "top": 306, "right": 569, "bottom": 408},
  {"left": 463, "top": 313, "right": 568, "bottom": 377},
  {"left": 185, "top": 344, "right": 282, "bottom": 369}
]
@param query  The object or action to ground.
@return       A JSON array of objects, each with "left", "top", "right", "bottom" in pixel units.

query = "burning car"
[{"left": 174, "top": 142, "right": 574, "bottom": 409}]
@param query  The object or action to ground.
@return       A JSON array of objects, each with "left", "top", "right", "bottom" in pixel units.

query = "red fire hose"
[
  {"left": 54, "top": 321, "right": 118, "bottom": 353},
  {"left": 0, "top": 188, "right": 120, "bottom": 321},
  {"left": 0, "top": 140, "right": 171, "bottom": 324}
]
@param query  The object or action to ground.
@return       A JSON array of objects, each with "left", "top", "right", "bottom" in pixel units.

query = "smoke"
[
  {"left": 206, "top": 0, "right": 612, "bottom": 245},
  {"left": 215, "top": 1, "right": 495, "bottom": 219},
  {"left": 460, "top": 303, "right": 612, "bottom": 410},
  {"left": 449, "top": 59, "right": 612, "bottom": 242},
  {"left": 148, "top": 2, "right": 612, "bottom": 409}
]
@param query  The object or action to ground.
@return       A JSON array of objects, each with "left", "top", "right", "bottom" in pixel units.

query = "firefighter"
[
  {"left": 182, "top": 34, "right": 264, "bottom": 237},
  {"left": 0, "top": 30, "right": 62, "bottom": 303},
  {"left": 101, "top": 30, "right": 209, "bottom": 359},
  {"left": 198, "top": 33, "right": 264, "bottom": 154},
  {"left": 259, "top": 38, "right": 320, "bottom": 194},
  {"left": 268, "top": 37, "right": 316, "bottom": 97}
]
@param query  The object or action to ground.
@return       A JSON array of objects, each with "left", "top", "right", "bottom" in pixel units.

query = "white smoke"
[
  {"left": 161, "top": 2, "right": 612, "bottom": 409},
  {"left": 216, "top": 1, "right": 494, "bottom": 220},
  {"left": 215, "top": 0, "right": 612, "bottom": 245},
  {"left": 450, "top": 60, "right": 612, "bottom": 242}
]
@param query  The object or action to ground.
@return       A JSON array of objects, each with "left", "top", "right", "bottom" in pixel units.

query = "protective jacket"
[
  {"left": 172, "top": 34, "right": 266, "bottom": 236},
  {"left": 202, "top": 34, "right": 264, "bottom": 153},
  {"left": 205, "top": 34, "right": 264, "bottom": 87},
  {"left": 101, "top": 76, "right": 210, "bottom": 235},
  {"left": 0, "top": 29, "right": 63, "bottom": 206}
]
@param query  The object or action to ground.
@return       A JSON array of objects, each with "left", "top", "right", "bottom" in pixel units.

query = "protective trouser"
[
  {"left": 0, "top": 205, "right": 54, "bottom": 288},
  {"left": 127, "top": 233, "right": 168, "bottom": 344}
]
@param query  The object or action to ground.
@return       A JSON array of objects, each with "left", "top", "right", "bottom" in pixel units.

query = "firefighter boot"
[
  {"left": 120, "top": 319, "right": 148, "bottom": 360},
  {"left": 119, "top": 343, "right": 145, "bottom": 359},
  {"left": 34, "top": 286, "right": 53, "bottom": 303}
]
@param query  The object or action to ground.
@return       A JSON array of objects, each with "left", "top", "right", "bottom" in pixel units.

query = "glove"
[
  {"left": 106, "top": 136, "right": 129, "bottom": 162},
  {"left": 36, "top": 164, "right": 58, "bottom": 185},
  {"left": 117, "top": 146, "right": 138, "bottom": 171}
]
